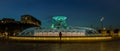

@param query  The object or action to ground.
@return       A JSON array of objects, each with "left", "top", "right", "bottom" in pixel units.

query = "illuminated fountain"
[
  {"left": 51, "top": 16, "right": 67, "bottom": 29},
  {"left": 8, "top": 16, "right": 113, "bottom": 42},
  {"left": 17, "top": 16, "right": 100, "bottom": 36}
]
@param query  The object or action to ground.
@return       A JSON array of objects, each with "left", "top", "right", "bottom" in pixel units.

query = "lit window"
[{"left": 25, "top": 17, "right": 27, "bottom": 20}]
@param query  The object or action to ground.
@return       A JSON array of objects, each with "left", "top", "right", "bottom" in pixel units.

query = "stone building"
[{"left": 0, "top": 15, "right": 41, "bottom": 36}]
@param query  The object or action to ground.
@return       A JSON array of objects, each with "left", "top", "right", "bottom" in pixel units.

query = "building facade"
[
  {"left": 0, "top": 15, "right": 41, "bottom": 36},
  {"left": 0, "top": 18, "right": 15, "bottom": 23},
  {"left": 21, "top": 15, "right": 41, "bottom": 27}
]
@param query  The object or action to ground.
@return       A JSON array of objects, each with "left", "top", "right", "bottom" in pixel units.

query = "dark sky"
[{"left": 0, "top": 0, "right": 120, "bottom": 29}]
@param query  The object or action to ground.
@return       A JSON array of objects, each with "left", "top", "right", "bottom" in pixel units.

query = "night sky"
[{"left": 0, "top": 0, "right": 120, "bottom": 29}]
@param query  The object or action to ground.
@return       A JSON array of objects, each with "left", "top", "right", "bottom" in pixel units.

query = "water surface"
[{"left": 0, "top": 40, "right": 120, "bottom": 51}]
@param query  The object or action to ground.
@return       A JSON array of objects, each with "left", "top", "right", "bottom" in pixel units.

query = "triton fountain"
[{"left": 7, "top": 16, "right": 116, "bottom": 42}]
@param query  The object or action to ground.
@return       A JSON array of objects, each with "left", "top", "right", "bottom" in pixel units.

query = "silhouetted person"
[{"left": 59, "top": 32, "right": 62, "bottom": 40}]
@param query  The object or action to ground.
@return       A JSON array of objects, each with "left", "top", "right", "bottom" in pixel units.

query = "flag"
[{"left": 100, "top": 17, "right": 104, "bottom": 22}]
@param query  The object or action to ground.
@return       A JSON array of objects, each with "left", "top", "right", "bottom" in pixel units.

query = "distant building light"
[
  {"left": 25, "top": 17, "right": 27, "bottom": 20},
  {"left": 1, "top": 21, "right": 3, "bottom": 23}
]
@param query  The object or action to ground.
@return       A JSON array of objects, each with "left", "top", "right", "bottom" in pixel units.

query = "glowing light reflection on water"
[{"left": 0, "top": 40, "right": 120, "bottom": 51}]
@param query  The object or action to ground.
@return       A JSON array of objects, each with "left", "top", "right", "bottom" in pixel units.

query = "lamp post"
[{"left": 100, "top": 17, "right": 104, "bottom": 30}]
